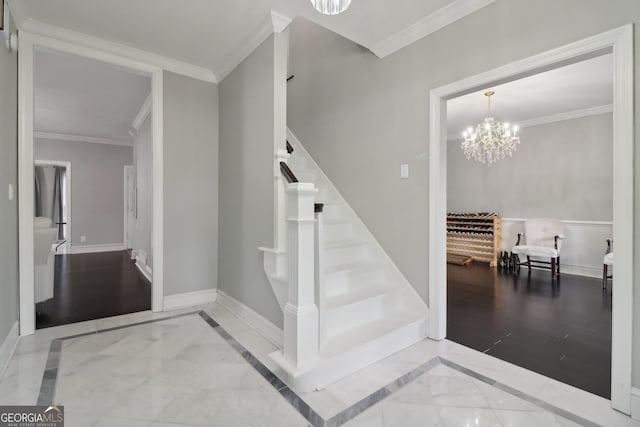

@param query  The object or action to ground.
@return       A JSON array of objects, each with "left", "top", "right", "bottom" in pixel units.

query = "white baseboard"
[
  {"left": 70, "top": 243, "right": 126, "bottom": 254},
  {"left": 163, "top": 288, "right": 217, "bottom": 311},
  {"left": 216, "top": 290, "right": 283, "bottom": 347},
  {"left": 135, "top": 259, "right": 153, "bottom": 283},
  {"left": 0, "top": 322, "right": 19, "bottom": 380},
  {"left": 631, "top": 388, "right": 640, "bottom": 420}
]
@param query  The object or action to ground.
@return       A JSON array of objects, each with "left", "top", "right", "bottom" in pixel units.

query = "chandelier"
[
  {"left": 461, "top": 91, "right": 520, "bottom": 165},
  {"left": 310, "top": 0, "right": 351, "bottom": 15}
]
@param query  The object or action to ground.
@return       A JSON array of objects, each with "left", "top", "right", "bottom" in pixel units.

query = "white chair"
[
  {"left": 512, "top": 218, "right": 565, "bottom": 280},
  {"left": 34, "top": 217, "right": 57, "bottom": 303},
  {"left": 603, "top": 239, "right": 613, "bottom": 292}
]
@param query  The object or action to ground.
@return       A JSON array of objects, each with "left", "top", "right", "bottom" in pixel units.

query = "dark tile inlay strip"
[
  {"left": 36, "top": 309, "right": 605, "bottom": 427},
  {"left": 439, "top": 357, "right": 602, "bottom": 427}
]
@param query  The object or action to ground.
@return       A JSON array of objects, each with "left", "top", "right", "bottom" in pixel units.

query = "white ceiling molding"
[
  {"left": 446, "top": 104, "right": 614, "bottom": 141},
  {"left": 131, "top": 93, "right": 152, "bottom": 131},
  {"left": 22, "top": 19, "right": 218, "bottom": 83},
  {"left": 271, "top": 11, "right": 292, "bottom": 34},
  {"left": 35, "top": 131, "right": 133, "bottom": 147},
  {"left": 370, "top": 0, "right": 495, "bottom": 58},
  {"left": 214, "top": 17, "right": 274, "bottom": 82},
  {"left": 517, "top": 103, "right": 613, "bottom": 129}
]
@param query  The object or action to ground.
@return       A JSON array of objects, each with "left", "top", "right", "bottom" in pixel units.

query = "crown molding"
[
  {"left": 447, "top": 104, "right": 614, "bottom": 142},
  {"left": 22, "top": 19, "right": 218, "bottom": 83},
  {"left": 132, "top": 93, "right": 152, "bottom": 131},
  {"left": 271, "top": 11, "right": 292, "bottom": 34},
  {"left": 370, "top": 0, "right": 495, "bottom": 58},
  {"left": 215, "top": 17, "right": 274, "bottom": 82},
  {"left": 517, "top": 103, "right": 613, "bottom": 129},
  {"left": 35, "top": 131, "right": 133, "bottom": 147}
]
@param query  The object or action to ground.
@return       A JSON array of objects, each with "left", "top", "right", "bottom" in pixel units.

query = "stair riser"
[
  {"left": 321, "top": 204, "right": 341, "bottom": 219},
  {"left": 325, "top": 293, "right": 402, "bottom": 337},
  {"left": 323, "top": 244, "right": 369, "bottom": 267},
  {"left": 316, "top": 187, "right": 329, "bottom": 201},
  {"left": 295, "top": 170, "right": 318, "bottom": 183},
  {"left": 323, "top": 265, "right": 387, "bottom": 297},
  {"left": 323, "top": 221, "right": 353, "bottom": 241}
]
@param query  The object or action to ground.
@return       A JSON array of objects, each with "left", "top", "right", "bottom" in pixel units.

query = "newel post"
[{"left": 283, "top": 182, "right": 319, "bottom": 367}]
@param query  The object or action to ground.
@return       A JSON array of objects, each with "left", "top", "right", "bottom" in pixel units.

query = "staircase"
[{"left": 261, "top": 129, "right": 429, "bottom": 392}]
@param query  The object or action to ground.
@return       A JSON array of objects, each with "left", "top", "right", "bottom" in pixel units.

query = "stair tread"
[
  {"left": 326, "top": 282, "right": 397, "bottom": 310},
  {"left": 324, "top": 260, "right": 385, "bottom": 275},
  {"left": 323, "top": 311, "right": 424, "bottom": 357}
]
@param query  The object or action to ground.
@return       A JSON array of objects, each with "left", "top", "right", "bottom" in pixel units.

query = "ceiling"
[
  {"left": 446, "top": 53, "right": 613, "bottom": 139},
  {"left": 11, "top": 0, "right": 487, "bottom": 80},
  {"left": 34, "top": 48, "right": 150, "bottom": 144}
]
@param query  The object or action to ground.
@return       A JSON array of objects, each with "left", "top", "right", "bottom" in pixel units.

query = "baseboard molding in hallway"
[{"left": 163, "top": 288, "right": 217, "bottom": 311}]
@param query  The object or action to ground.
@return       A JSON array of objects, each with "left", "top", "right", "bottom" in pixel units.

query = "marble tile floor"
[{"left": 0, "top": 302, "right": 638, "bottom": 427}]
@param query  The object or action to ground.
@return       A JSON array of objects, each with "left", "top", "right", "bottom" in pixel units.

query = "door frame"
[
  {"left": 428, "top": 25, "right": 634, "bottom": 413},
  {"left": 34, "top": 159, "right": 71, "bottom": 253},
  {"left": 123, "top": 165, "right": 135, "bottom": 251},
  {"left": 18, "top": 30, "right": 165, "bottom": 335}
]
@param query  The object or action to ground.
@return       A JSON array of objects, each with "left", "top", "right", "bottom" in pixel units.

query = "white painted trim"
[
  {"left": 5, "top": 0, "right": 24, "bottom": 30},
  {"left": 70, "top": 243, "right": 126, "bottom": 254},
  {"left": 429, "top": 24, "right": 634, "bottom": 413},
  {"left": 135, "top": 259, "right": 153, "bottom": 283},
  {"left": 518, "top": 104, "right": 613, "bottom": 129},
  {"left": 22, "top": 19, "right": 217, "bottom": 83},
  {"left": 0, "top": 322, "right": 19, "bottom": 380},
  {"left": 631, "top": 388, "right": 640, "bottom": 421},
  {"left": 123, "top": 165, "right": 133, "bottom": 249},
  {"left": 19, "top": 29, "right": 164, "bottom": 335},
  {"left": 214, "top": 18, "right": 273, "bottom": 82},
  {"left": 163, "top": 289, "right": 217, "bottom": 311},
  {"left": 131, "top": 94, "right": 152, "bottom": 131},
  {"left": 271, "top": 11, "right": 292, "bottom": 34},
  {"left": 370, "top": 0, "right": 496, "bottom": 58},
  {"left": 35, "top": 131, "right": 133, "bottom": 147},
  {"left": 216, "top": 290, "right": 283, "bottom": 347},
  {"left": 34, "top": 159, "right": 72, "bottom": 251}
]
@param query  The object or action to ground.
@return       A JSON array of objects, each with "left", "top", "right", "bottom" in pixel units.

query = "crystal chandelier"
[
  {"left": 310, "top": 0, "right": 352, "bottom": 15},
  {"left": 461, "top": 91, "right": 520, "bottom": 165}
]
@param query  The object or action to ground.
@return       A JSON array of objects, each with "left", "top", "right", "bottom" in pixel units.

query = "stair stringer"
[{"left": 286, "top": 128, "right": 430, "bottom": 319}]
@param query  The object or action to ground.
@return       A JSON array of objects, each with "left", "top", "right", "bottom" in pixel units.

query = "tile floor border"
[{"left": 38, "top": 310, "right": 602, "bottom": 427}]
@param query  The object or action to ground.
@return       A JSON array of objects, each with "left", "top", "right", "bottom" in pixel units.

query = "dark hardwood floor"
[
  {"left": 447, "top": 263, "right": 612, "bottom": 398},
  {"left": 36, "top": 250, "right": 151, "bottom": 329}
]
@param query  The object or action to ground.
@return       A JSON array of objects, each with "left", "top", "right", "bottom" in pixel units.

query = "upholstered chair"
[
  {"left": 603, "top": 239, "right": 613, "bottom": 292},
  {"left": 511, "top": 219, "right": 565, "bottom": 280}
]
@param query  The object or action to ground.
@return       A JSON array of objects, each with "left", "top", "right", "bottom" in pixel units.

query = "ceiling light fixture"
[
  {"left": 461, "top": 91, "right": 520, "bottom": 165},
  {"left": 310, "top": 0, "right": 351, "bottom": 15}
]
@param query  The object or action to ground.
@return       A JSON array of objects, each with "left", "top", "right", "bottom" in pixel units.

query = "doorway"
[
  {"left": 428, "top": 26, "right": 633, "bottom": 413},
  {"left": 18, "top": 30, "right": 165, "bottom": 335}
]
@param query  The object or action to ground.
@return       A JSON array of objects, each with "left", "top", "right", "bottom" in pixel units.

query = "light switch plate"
[{"left": 400, "top": 164, "right": 409, "bottom": 179}]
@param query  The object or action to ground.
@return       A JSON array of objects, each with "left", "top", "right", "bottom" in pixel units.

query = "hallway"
[{"left": 36, "top": 251, "right": 151, "bottom": 329}]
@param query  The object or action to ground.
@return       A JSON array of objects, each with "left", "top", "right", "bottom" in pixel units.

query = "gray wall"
[
  {"left": 0, "top": 18, "right": 19, "bottom": 346},
  {"left": 286, "top": 0, "right": 640, "bottom": 384},
  {"left": 35, "top": 140, "right": 132, "bottom": 247},
  {"left": 447, "top": 113, "right": 613, "bottom": 221},
  {"left": 218, "top": 35, "right": 283, "bottom": 327},
  {"left": 163, "top": 71, "right": 219, "bottom": 296},
  {"left": 134, "top": 115, "right": 153, "bottom": 268}
]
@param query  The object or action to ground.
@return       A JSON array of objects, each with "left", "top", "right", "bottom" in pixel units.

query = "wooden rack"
[{"left": 447, "top": 213, "right": 502, "bottom": 267}]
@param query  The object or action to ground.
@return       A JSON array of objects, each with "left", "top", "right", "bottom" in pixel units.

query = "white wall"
[
  {"left": 286, "top": 0, "right": 640, "bottom": 385},
  {"left": 0, "top": 14, "right": 19, "bottom": 348},
  {"left": 134, "top": 115, "right": 153, "bottom": 270},
  {"left": 218, "top": 35, "right": 283, "bottom": 328},
  {"left": 35, "top": 139, "right": 132, "bottom": 248},
  {"left": 163, "top": 71, "right": 219, "bottom": 297},
  {"left": 448, "top": 113, "right": 613, "bottom": 221}
]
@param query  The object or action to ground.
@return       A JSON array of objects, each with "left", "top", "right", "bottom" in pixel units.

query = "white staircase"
[{"left": 261, "top": 129, "right": 429, "bottom": 392}]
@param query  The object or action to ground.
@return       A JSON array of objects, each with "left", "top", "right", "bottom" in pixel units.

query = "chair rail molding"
[{"left": 429, "top": 24, "right": 634, "bottom": 414}]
